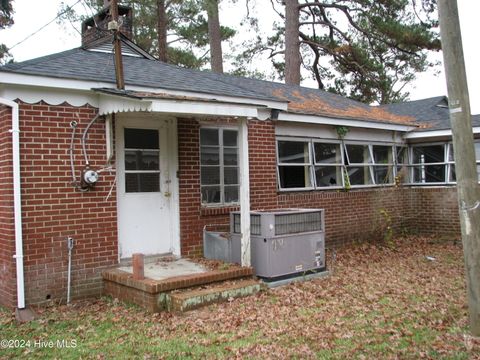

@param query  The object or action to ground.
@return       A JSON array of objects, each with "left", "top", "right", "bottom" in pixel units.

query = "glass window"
[
  {"left": 278, "top": 141, "right": 310, "bottom": 164},
  {"left": 372, "top": 145, "right": 394, "bottom": 184},
  {"left": 344, "top": 144, "right": 374, "bottom": 185},
  {"left": 277, "top": 140, "right": 313, "bottom": 189},
  {"left": 313, "top": 143, "right": 343, "bottom": 187},
  {"left": 410, "top": 144, "right": 446, "bottom": 183},
  {"left": 200, "top": 128, "right": 239, "bottom": 205},
  {"left": 124, "top": 128, "right": 160, "bottom": 193}
]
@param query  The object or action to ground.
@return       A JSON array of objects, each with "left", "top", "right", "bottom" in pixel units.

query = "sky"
[{"left": 2, "top": 0, "right": 479, "bottom": 113}]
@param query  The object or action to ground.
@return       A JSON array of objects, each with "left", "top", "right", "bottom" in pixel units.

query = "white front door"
[{"left": 116, "top": 114, "right": 179, "bottom": 259}]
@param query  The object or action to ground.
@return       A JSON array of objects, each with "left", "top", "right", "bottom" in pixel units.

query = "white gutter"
[
  {"left": 405, "top": 127, "right": 480, "bottom": 140},
  {"left": 278, "top": 112, "right": 416, "bottom": 132},
  {"left": 0, "top": 98, "right": 24, "bottom": 309}
]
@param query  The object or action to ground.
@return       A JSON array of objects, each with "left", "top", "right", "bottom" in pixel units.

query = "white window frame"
[
  {"left": 200, "top": 126, "right": 239, "bottom": 206},
  {"left": 407, "top": 142, "right": 448, "bottom": 185},
  {"left": 276, "top": 137, "right": 399, "bottom": 191},
  {"left": 312, "top": 139, "right": 345, "bottom": 190},
  {"left": 124, "top": 128, "right": 161, "bottom": 193},
  {"left": 343, "top": 142, "right": 396, "bottom": 188},
  {"left": 276, "top": 137, "right": 315, "bottom": 191}
]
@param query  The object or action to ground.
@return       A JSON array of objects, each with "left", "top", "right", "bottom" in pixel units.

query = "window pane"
[
  {"left": 475, "top": 143, "right": 480, "bottom": 161},
  {"left": 278, "top": 166, "right": 312, "bottom": 188},
  {"left": 448, "top": 144, "right": 455, "bottom": 162},
  {"left": 412, "top": 145, "right": 444, "bottom": 163},
  {"left": 314, "top": 143, "right": 341, "bottom": 164},
  {"left": 224, "top": 148, "right": 238, "bottom": 165},
  {"left": 372, "top": 146, "right": 391, "bottom": 164},
  {"left": 412, "top": 165, "right": 445, "bottom": 182},
  {"left": 373, "top": 166, "right": 393, "bottom": 184},
  {"left": 200, "top": 129, "right": 219, "bottom": 146},
  {"left": 201, "top": 186, "right": 220, "bottom": 204},
  {"left": 124, "top": 128, "right": 159, "bottom": 149},
  {"left": 201, "top": 167, "right": 220, "bottom": 185},
  {"left": 201, "top": 146, "right": 219, "bottom": 165},
  {"left": 223, "top": 130, "right": 237, "bottom": 146},
  {"left": 396, "top": 146, "right": 408, "bottom": 164},
  {"left": 125, "top": 173, "right": 160, "bottom": 192},
  {"left": 224, "top": 167, "right": 238, "bottom": 185},
  {"left": 450, "top": 164, "right": 456, "bottom": 182},
  {"left": 346, "top": 145, "right": 372, "bottom": 164},
  {"left": 278, "top": 141, "right": 309, "bottom": 163},
  {"left": 315, "top": 166, "right": 342, "bottom": 187},
  {"left": 225, "top": 186, "right": 239, "bottom": 203},
  {"left": 346, "top": 166, "right": 373, "bottom": 185},
  {"left": 125, "top": 150, "right": 159, "bottom": 170}
]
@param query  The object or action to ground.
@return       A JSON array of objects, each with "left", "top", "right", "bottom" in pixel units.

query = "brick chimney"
[{"left": 81, "top": 2, "right": 133, "bottom": 48}]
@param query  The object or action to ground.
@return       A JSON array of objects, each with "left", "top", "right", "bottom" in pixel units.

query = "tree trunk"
[
  {"left": 157, "top": 0, "right": 167, "bottom": 62},
  {"left": 205, "top": 0, "right": 224, "bottom": 73},
  {"left": 284, "top": 0, "right": 301, "bottom": 85}
]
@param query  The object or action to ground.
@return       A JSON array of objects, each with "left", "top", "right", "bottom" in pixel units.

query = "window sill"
[{"left": 201, "top": 205, "right": 240, "bottom": 216}]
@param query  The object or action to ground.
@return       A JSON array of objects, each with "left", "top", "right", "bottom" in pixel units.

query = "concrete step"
[{"left": 167, "top": 278, "right": 262, "bottom": 312}]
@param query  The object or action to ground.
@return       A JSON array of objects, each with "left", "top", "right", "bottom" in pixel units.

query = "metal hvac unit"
[{"left": 230, "top": 209, "right": 325, "bottom": 280}]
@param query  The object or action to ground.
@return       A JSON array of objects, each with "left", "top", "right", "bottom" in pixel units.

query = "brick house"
[{"left": 1, "top": 5, "right": 479, "bottom": 310}]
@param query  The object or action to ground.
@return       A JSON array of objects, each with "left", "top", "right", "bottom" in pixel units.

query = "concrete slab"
[
  {"left": 168, "top": 279, "right": 262, "bottom": 312},
  {"left": 15, "top": 307, "right": 36, "bottom": 323},
  {"left": 263, "top": 270, "right": 330, "bottom": 288},
  {"left": 118, "top": 258, "right": 207, "bottom": 281}
]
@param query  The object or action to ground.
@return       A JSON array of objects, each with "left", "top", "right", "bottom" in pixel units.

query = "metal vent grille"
[
  {"left": 87, "top": 43, "right": 143, "bottom": 57},
  {"left": 275, "top": 211, "right": 322, "bottom": 235},
  {"left": 233, "top": 213, "right": 261, "bottom": 235}
]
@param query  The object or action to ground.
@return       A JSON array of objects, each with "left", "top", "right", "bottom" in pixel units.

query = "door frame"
[{"left": 115, "top": 112, "right": 181, "bottom": 259}]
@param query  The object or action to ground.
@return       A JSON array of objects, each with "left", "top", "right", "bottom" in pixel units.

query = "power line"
[{"left": 8, "top": 0, "right": 83, "bottom": 51}]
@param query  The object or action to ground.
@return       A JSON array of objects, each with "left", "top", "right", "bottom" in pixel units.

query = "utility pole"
[
  {"left": 438, "top": 0, "right": 480, "bottom": 336},
  {"left": 109, "top": 0, "right": 125, "bottom": 89}
]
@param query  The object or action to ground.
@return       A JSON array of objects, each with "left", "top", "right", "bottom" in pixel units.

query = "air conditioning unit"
[{"left": 230, "top": 209, "right": 325, "bottom": 280}]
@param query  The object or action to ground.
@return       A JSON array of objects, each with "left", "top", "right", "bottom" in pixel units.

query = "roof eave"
[{"left": 277, "top": 111, "right": 416, "bottom": 132}]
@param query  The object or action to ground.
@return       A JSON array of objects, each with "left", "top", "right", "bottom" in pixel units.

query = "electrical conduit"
[{"left": 0, "top": 98, "right": 25, "bottom": 309}]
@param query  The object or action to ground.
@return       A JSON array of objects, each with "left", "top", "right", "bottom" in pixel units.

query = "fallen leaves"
[{"left": 1, "top": 235, "right": 479, "bottom": 359}]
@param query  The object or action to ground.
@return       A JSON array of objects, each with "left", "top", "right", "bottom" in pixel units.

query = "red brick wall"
[
  {"left": 404, "top": 187, "right": 460, "bottom": 236},
  {"left": 177, "top": 118, "right": 240, "bottom": 257},
  {"left": 14, "top": 101, "right": 118, "bottom": 305},
  {"left": 0, "top": 105, "right": 16, "bottom": 308},
  {"left": 0, "top": 109, "right": 462, "bottom": 307},
  {"left": 177, "top": 118, "right": 462, "bottom": 257}
]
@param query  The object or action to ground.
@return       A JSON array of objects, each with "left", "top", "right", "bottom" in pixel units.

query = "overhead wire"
[{"left": 8, "top": 0, "right": 83, "bottom": 51}]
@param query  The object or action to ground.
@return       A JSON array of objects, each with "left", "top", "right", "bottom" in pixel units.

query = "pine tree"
[
  {"left": 0, "top": 0, "right": 13, "bottom": 63},
  {"left": 262, "top": 0, "right": 441, "bottom": 104}
]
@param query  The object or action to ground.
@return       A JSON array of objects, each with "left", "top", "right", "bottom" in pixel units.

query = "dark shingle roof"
[
  {"left": 381, "top": 97, "right": 480, "bottom": 131},
  {"left": 0, "top": 44, "right": 418, "bottom": 126},
  {"left": 1, "top": 47, "right": 280, "bottom": 103},
  {"left": 3, "top": 43, "right": 477, "bottom": 130}
]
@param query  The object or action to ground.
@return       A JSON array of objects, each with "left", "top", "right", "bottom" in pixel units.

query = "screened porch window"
[
  {"left": 124, "top": 128, "right": 160, "bottom": 193},
  {"left": 200, "top": 128, "right": 239, "bottom": 205}
]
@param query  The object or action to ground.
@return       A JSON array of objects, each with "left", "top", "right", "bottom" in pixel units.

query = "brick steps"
[
  {"left": 167, "top": 279, "right": 262, "bottom": 312},
  {"left": 103, "top": 266, "right": 260, "bottom": 312}
]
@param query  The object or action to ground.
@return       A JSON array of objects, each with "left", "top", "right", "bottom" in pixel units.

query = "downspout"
[{"left": 0, "top": 98, "right": 25, "bottom": 309}]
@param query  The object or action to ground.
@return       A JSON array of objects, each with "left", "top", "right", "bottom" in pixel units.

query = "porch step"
[{"left": 167, "top": 278, "right": 262, "bottom": 312}]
